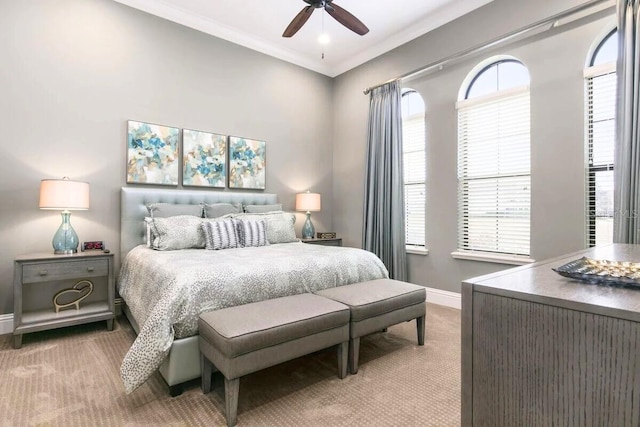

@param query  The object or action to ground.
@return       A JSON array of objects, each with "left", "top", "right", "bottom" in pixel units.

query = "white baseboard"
[
  {"left": 425, "top": 287, "right": 461, "bottom": 310},
  {"left": 0, "top": 290, "right": 460, "bottom": 335},
  {"left": 0, "top": 313, "right": 13, "bottom": 336}
]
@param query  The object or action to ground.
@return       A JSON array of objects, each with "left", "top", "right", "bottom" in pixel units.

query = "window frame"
[
  {"left": 463, "top": 59, "right": 522, "bottom": 100},
  {"left": 401, "top": 89, "right": 428, "bottom": 255},
  {"left": 584, "top": 27, "right": 617, "bottom": 247},
  {"left": 453, "top": 58, "right": 533, "bottom": 265}
]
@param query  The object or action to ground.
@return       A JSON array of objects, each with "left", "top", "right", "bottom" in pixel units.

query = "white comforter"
[{"left": 117, "top": 242, "right": 388, "bottom": 393}]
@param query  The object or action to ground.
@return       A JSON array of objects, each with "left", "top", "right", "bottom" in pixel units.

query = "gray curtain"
[
  {"left": 363, "top": 81, "right": 407, "bottom": 281},
  {"left": 614, "top": 0, "right": 640, "bottom": 243}
]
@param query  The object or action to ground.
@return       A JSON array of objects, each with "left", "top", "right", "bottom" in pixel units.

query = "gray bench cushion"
[
  {"left": 315, "top": 278, "right": 425, "bottom": 321},
  {"left": 199, "top": 293, "right": 350, "bottom": 358}
]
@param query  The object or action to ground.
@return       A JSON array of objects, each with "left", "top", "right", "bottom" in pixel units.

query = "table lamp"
[
  {"left": 296, "top": 190, "right": 321, "bottom": 239},
  {"left": 39, "top": 177, "right": 90, "bottom": 254}
]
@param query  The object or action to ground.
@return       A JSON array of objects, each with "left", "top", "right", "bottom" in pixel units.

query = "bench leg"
[
  {"left": 13, "top": 334, "right": 22, "bottom": 349},
  {"left": 417, "top": 315, "right": 425, "bottom": 346},
  {"left": 201, "top": 354, "right": 213, "bottom": 394},
  {"left": 224, "top": 377, "right": 240, "bottom": 427},
  {"left": 337, "top": 341, "right": 348, "bottom": 379},
  {"left": 349, "top": 337, "right": 360, "bottom": 374}
]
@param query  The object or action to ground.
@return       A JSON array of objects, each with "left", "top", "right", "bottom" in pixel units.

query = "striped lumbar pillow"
[
  {"left": 236, "top": 219, "right": 268, "bottom": 248},
  {"left": 202, "top": 219, "right": 239, "bottom": 250}
]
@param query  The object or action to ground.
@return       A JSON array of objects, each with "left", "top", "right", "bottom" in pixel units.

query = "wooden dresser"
[{"left": 462, "top": 244, "right": 640, "bottom": 427}]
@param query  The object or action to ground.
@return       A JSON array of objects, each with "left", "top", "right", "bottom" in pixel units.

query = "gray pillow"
[
  {"left": 150, "top": 215, "right": 205, "bottom": 250},
  {"left": 232, "top": 212, "right": 297, "bottom": 244},
  {"left": 204, "top": 203, "right": 242, "bottom": 219},
  {"left": 201, "top": 219, "right": 239, "bottom": 250},
  {"left": 236, "top": 219, "right": 268, "bottom": 248},
  {"left": 244, "top": 204, "right": 282, "bottom": 213},
  {"left": 147, "top": 203, "right": 203, "bottom": 218}
]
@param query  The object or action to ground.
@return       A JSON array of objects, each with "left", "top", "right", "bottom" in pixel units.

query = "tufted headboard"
[{"left": 120, "top": 187, "right": 278, "bottom": 262}]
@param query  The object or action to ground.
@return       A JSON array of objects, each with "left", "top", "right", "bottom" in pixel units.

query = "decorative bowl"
[{"left": 553, "top": 256, "right": 640, "bottom": 288}]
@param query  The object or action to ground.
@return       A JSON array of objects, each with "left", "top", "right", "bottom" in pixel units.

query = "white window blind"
[
  {"left": 585, "top": 65, "right": 616, "bottom": 247},
  {"left": 402, "top": 91, "right": 426, "bottom": 248},
  {"left": 457, "top": 87, "right": 531, "bottom": 256}
]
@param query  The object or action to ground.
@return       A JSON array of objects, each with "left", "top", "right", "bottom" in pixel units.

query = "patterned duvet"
[{"left": 118, "top": 242, "right": 388, "bottom": 393}]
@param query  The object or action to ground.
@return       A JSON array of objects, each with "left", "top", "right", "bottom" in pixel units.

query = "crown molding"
[{"left": 113, "top": 0, "right": 493, "bottom": 77}]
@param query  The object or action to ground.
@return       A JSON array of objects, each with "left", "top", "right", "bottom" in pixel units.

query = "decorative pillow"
[
  {"left": 202, "top": 219, "right": 239, "bottom": 250},
  {"left": 204, "top": 203, "right": 242, "bottom": 219},
  {"left": 149, "top": 215, "right": 205, "bottom": 250},
  {"left": 232, "top": 212, "right": 297, "bottom": 244},
  {"left": 147, "top": 203, "right": 203, "bottom": 218},
  {"left": 243, "top": 204, "right": 283, "bottom": 213},
  {"left": 236, "top": 219, "right": 268, "bottom": 248}
]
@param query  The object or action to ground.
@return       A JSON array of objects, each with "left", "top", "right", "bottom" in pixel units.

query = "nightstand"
[
  {"left": 13, "top": 251, "right": 115, "bottom": 349},
  {"left": 301, "top": 237, "right": 342, "bottom": 247}
]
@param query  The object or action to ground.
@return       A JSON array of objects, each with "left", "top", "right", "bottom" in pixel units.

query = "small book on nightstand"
[{"left": 316, "top": 232, "right": 336, "bottom": 239}]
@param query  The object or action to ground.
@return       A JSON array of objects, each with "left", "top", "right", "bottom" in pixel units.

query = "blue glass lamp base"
[
  {"left": 52, "top": 211, "right": 79, "bottom": 254},
  {"left": 301, "top": 212, "right": 315, "bottom": 239}
]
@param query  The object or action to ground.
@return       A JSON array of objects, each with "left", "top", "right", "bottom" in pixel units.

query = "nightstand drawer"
[
  {"left": 315, "top": 239, "right": 341, "bottom": 246},
  {"left": 22, "top": 259, "right": 109, "bottom": 283},
  {"left": 301, "top": 237, "right": 342, "bottom": 246}
]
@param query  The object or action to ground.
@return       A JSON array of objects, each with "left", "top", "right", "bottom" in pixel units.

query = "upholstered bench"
[
  {"left": 198, "top": 293, "right": 350, "bottom": 427},
  {"left": 315, "top": 278, "right": 426, "bottom": 374}
]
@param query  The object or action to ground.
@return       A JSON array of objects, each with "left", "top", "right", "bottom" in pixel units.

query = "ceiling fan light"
[{"left": 318, "top": 33, "right": 331, "bottom": 44}]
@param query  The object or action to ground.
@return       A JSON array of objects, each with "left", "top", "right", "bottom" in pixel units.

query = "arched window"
[
  {"left": 455, "top": 58, "right": 531, "bottom": 259},
  {"left": 585, "top": 28, "right": 617, "bottom": 247},
  {"left": 401, "top": 89, "right": 426, "bottom": 250}
]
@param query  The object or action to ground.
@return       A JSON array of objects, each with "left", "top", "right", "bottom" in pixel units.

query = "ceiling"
[{"left": 113, "top": 0, "right": 493, "bottom": 77}]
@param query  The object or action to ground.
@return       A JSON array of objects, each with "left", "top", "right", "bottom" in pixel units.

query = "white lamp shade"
[
  {"left": 296, "top": 191, "right": 321, "bottom": 212},
  {"left": 39, "top": 178, "right": 90, "bottom": 210}
]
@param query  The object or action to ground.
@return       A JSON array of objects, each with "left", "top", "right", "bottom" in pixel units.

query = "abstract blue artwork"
[
  {"left": 127, "top": 121, "right": 179, "bottom": 185},
  {"left": 182, "top": 129, "right": 226, "bottom": 188},
  {"left": 228, "top": 136, "right": 266, "bottom": 190}
]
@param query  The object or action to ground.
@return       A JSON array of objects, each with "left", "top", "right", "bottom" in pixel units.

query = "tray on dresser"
[{"left": 553, "top": 256, "right": 640, "bottom": 288}]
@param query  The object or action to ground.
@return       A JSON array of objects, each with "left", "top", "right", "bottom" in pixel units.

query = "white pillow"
[
  {"left": 231, "top": 212, "right": 297, "bottom": 244},
  {"left": 149, "top": 215, "right": 205, "bottom": 250},
  {"left": 144, "top": 217, "right": 154, "bottom": 247}
]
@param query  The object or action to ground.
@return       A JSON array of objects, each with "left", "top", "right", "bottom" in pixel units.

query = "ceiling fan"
[{"left": 282, "top": 0, "right": 369, "bottom": 38}]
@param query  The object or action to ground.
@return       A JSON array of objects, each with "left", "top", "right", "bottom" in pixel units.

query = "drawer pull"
[
  {"left": 39, "top": 270, "right": 48, "bottom": 276},
  {"left": 87, "top": 267, "right": 95, "bottom": 272}
]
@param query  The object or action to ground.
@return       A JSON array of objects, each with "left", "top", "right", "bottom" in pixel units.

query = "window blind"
[
  {"left": 585, "top": 66, "right": 616, "bottom": 247},
  {"left": 457, "top": 88, "right": 531, "bottom": 256},
  {"left": 403, "top": 112, "right": 426, "bottom": 247}
]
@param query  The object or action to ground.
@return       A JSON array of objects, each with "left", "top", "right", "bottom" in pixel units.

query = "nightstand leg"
[
  {"left": 106, "top": 319, "right": 114, "bottom": 331},
  {"left": 13, "top": 334, "right": 22, "bottom": 349}
]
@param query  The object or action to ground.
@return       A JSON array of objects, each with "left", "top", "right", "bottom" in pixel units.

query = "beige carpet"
[{"left": 0, "top": 303, "right": 460, "bottom": 427}]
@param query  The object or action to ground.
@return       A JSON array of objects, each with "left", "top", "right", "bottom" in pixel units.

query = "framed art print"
[
  {"left": 228, "top": 136, "right": 266, "bottom": 190},
  {"left": 126, "top": 120, "right": 179, "bottom": 185},
  {"left": 182, "top": 129, "right": 227, "bottom": 188}
]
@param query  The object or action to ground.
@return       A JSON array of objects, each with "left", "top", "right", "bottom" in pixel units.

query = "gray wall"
[
  {"left": 0, "top": 0, "right": 334, "bottom": 314},
  {"left": 0, "top": 0, "right": 618, "bottom": 315},
  {"left": 332, "top": 0, "right": 616, "bottom": 293}
]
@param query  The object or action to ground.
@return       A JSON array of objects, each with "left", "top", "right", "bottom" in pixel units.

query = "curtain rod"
[{"left": 363, "top": 0, "right": 614, "bottom": 95}]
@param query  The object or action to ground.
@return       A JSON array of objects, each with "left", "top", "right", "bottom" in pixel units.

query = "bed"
[{"left": 118, "top": 187, "right": 389, "bottom": 395}]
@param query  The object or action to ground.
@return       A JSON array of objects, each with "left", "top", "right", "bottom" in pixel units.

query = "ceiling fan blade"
[
  {"left": 283, "top": 6, "right": 315, "bottom": 37},
  {"left": 326, "top": 2, "right": 369, "bottom": 36}
]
